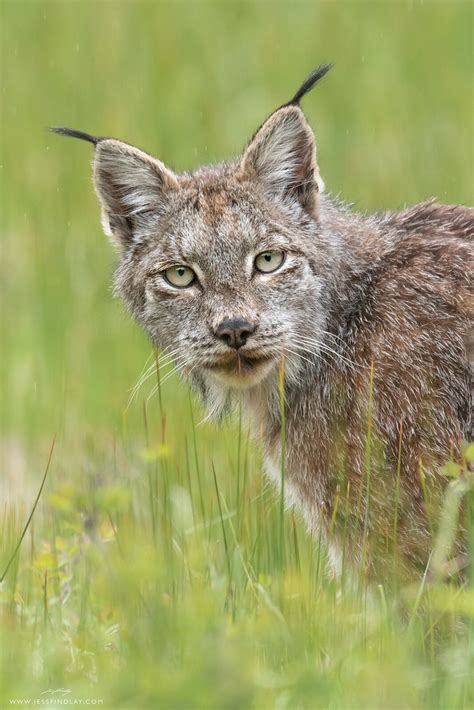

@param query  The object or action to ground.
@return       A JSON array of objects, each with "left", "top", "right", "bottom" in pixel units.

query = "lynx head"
[{"left": 52, "top": 65, "right": 336, "bottom": 413}]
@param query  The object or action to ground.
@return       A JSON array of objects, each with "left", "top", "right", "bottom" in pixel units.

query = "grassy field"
[{"left": 1, "top": 1, "right": 473, "bottom": 708}]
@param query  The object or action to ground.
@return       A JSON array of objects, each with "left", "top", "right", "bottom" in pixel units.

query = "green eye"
[
  {"left": 164, "top": 265, "right": 196, "bottom": 288},
  {"left": 254, "top": 250, "right": 285, "bottom": 274}
]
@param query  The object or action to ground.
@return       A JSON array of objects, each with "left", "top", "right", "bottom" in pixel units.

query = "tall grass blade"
[
  {"left": 279, "top": 355, "right": 286, "bottom": 570},
  {"left": 0, "top": 436, "right": 56, "bottom": 584}
]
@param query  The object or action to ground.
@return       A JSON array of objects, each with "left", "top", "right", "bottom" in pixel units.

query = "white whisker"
[
  {"left": 289, "top": 341, "right": 346, "bottom": 377},
  {"left": 145, "top": 354, "right": 193, "bottom": 404},
  {"left": 127, "top": 346, "right": 186, "bottom": 409},
  {"left": 293, "top": 335, "right": 360, "bottom": 369}
]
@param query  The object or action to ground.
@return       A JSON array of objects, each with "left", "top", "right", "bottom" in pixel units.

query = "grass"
[{"left": 1, "top": 1, "right": 473, "bottom": 707}]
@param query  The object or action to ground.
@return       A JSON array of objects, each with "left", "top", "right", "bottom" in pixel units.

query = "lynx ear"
[
  {"left": 239, "top": 106, "right": 322, "bottom": 218},
  {"left": 93, "top": 139, "right": 179, "bottom": 250}
]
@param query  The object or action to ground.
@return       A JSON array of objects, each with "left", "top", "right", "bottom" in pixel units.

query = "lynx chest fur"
[{"left": 53, "top": 66, "right": 473, "bottom": 577}]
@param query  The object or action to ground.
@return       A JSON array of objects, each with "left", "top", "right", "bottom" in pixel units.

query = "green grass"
[{"left": 1, "top": 1, "right": 473, "bottom": 707}]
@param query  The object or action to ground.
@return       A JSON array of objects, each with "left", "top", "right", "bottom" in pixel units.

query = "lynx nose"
[{"left": 215, "top": 318, "right": 256, "bottom": 350}]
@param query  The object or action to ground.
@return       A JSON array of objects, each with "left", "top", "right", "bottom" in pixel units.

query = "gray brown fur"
[{"left": 53, "top": 69, "right": 473, "bottom": 578}]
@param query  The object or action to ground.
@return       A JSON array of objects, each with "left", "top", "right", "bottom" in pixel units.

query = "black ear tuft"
[
  {"left": 49, "top": 127, "right": 104, "bottom": 146},
  {"left": 287, "top": 63, "right": 334, "bottom": 106}
]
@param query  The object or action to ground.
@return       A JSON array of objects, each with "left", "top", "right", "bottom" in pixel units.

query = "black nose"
[{"left": 215, "top": 318, "right": 256, "bottom": 350}]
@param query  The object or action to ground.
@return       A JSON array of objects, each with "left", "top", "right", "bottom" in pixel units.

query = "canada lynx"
[{"left": 52, "top": 66, "right": 473, "bottom": 578}]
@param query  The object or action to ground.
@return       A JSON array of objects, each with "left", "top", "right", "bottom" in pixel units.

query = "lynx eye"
[
  {"left": 254, "top": 250, "right": 285, "bottom": 274},
  {"left": 163, "top": 265, "right": 196, "bottom": 288}
]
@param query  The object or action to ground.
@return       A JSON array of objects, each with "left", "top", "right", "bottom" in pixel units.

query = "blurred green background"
[{"left": 1, "top": 2, "right": 473, "bottom": 708}]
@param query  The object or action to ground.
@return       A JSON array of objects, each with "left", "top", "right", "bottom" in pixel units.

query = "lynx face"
[
  {"left": 89, "top": 88, "right": 336, "bottom": 404},
  {"left": 52, "top": 66, "right": 335, "bottom": 405},
  {"left": 114, "top": 175, "right": 330, "bottom": 396}
]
